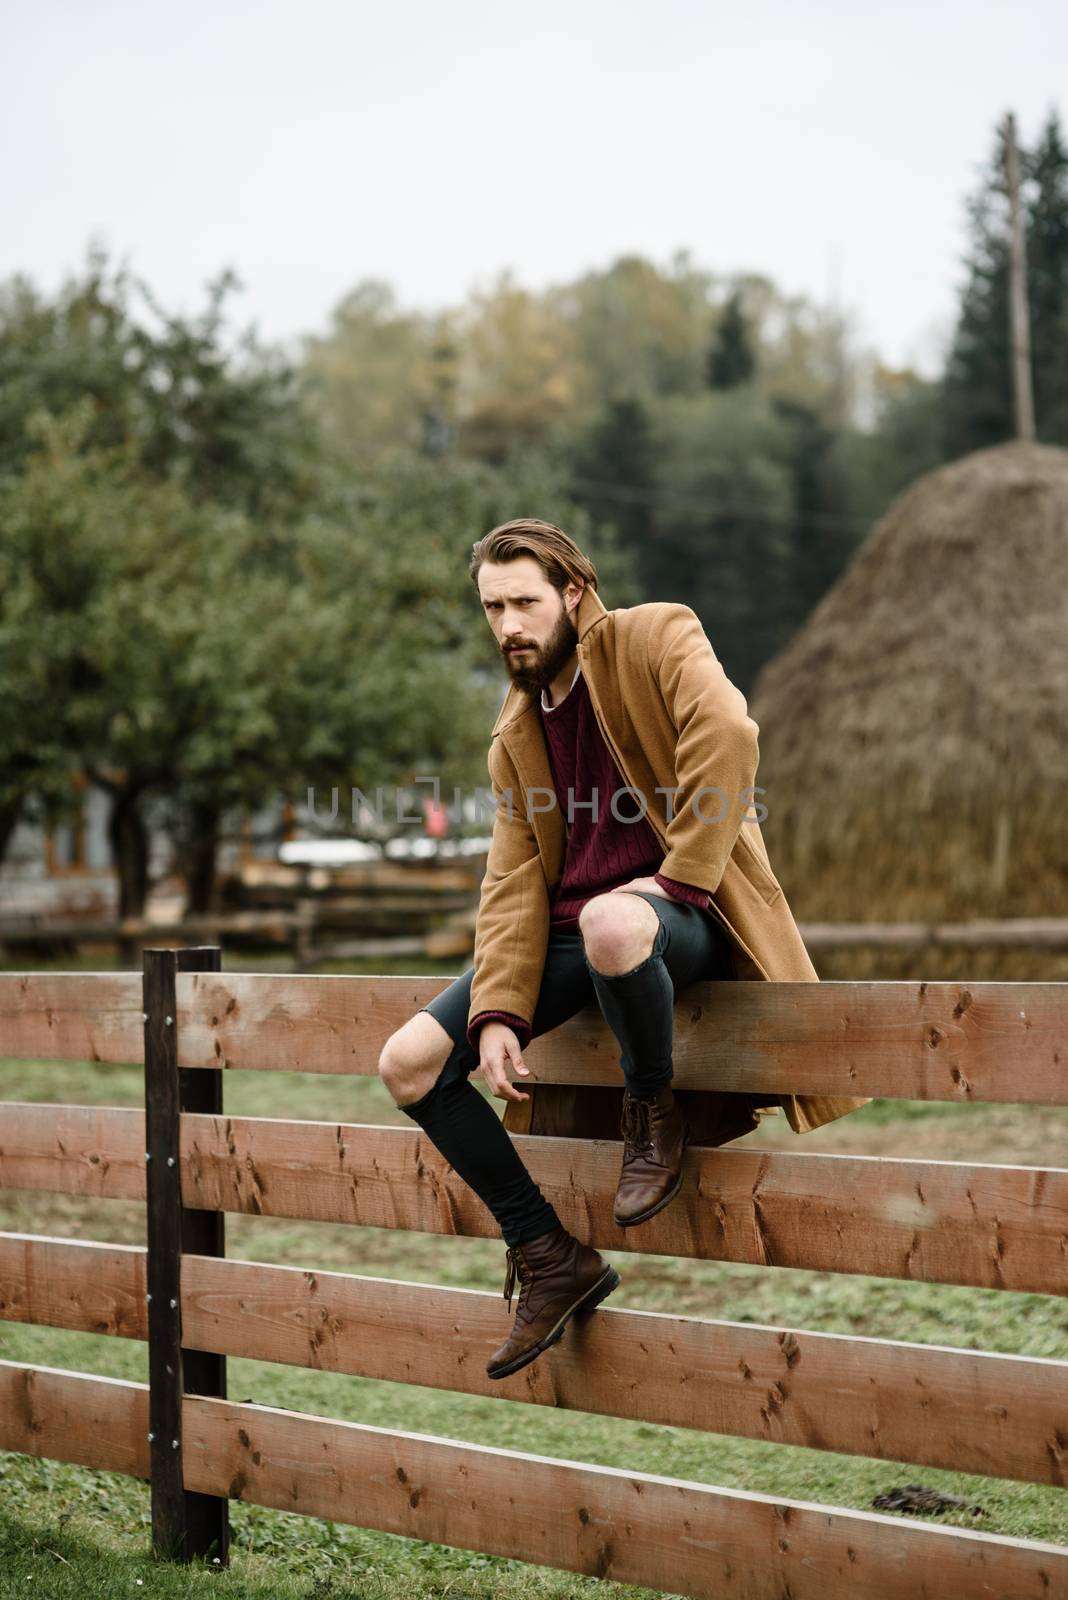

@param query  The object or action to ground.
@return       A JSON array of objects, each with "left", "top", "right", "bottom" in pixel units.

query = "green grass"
[
  {"left": 0, "top": 1453, "right": 647, "bottom": 1600},
  {"left": 0, "top": 946, "right": 464, "bottom": 978},
  {"left": 1, "top": 1045, "right": 1067, "bottom": 1598}
]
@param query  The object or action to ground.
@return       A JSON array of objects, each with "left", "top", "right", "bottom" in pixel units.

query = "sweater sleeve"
[
  {"left": 653, "top": 872, "right": 711, "bottom": 909},
  {"left": 466, "top": 1010, "right": 533, "bottom": 1052}
]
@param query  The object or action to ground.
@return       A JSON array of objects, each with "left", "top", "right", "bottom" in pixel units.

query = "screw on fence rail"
[{"left": 143, "top": 945, "right": 229, "bottom": 1567}]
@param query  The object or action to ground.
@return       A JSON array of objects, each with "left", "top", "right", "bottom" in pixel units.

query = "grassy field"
[{"left": 2, "top": 951, "right": 1067, "bottom": 1597}]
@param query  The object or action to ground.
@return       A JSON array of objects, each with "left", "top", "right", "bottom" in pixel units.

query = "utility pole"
[{"left": 1003, "top": 111, "right": 1036, "bottom": 441}]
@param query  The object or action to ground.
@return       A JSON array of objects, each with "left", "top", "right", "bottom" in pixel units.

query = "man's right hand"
[{"left": 476, "top": 1022, "right": 532, "bottom": 1103}]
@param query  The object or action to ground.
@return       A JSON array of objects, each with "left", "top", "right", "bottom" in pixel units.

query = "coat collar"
[{"left": 490, "top": 584, "right": 610, "bottom": 739}]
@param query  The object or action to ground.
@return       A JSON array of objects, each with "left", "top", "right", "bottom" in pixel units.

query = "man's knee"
[
  {"left": 378, "top": 1011, "right": 455, "bottom": 1107},
  {"left": 579, "top": 892, "right": 659, "bottom": 976}
]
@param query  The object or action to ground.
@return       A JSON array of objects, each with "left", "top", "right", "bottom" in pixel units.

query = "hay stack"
[{"left": 749, "top": 441, "right": 1068, "bottom": 976}]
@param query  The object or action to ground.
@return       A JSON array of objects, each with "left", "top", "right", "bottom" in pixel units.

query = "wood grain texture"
[
  {"left": 170, "top": 1258, "right": 1068, "bottom": 1490},
  {"left": 177, "top": 1392, "right": 1068, "bottom": 1598},
  {"left": 3, "top": 970, "right": 1065, "bottom": 1106},
  {"left": 3, "top": 1362, "right": 1063, "bottom": 1599},
  {"left": 3, "top": 1233, "right": 1065, "bottom": 1486},
  {"left": 0, "top": 1233, "right": 147, "bottom": 1339},
  {"left": 0, "top": 1103, "right": 147, "bottom": 1197},
  {"left": 3, "top": 1106, "right": 1066, "bottom": 1294},
  {"left": 0, "top": 1360, "right": 149, "bottom": 1478},
  {"left": 173, "top": 973, "right": 1068, "bottom": 1104},
  {"left": 0, "top": 972, "right": 143, "bottom": 1064}
]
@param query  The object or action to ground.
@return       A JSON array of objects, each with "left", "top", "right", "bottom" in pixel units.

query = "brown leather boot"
[
  {"left": 485, "top": 1223, "right": 621, "bottom": 1381},
  {"left": 613, "top": 1081, "right": 689, "bottom": 1227}
]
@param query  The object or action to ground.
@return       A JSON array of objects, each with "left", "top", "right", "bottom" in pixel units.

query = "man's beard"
[{"left": 503, "top": 602, "right": 579, "bottom": 695}]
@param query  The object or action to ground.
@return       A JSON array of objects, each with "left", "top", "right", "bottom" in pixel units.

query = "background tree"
[
  {"left": 556, "top": 252, "right": 714, "bottom": 410},
  {"left": 300, "top": 251, "right": 888, "bottom": 688},
  {"left": 641, "top": 391, "right": 795, "bottom": 690},
  {"left": 944, "top": 111, "right": 1068, "bottom": 453},
  {"left": 567, "top": 396, "right": 656, "bottom": 561},
  {"left": 0, "top": 266, "right": 547, "bottom": 896},
  {"left": 708, "top": 289, "right": 756, "bottom": 389},
  {"left": 454, "top": 273, "right": 581, "bottom": 463},
  {"left": 772, "top": 396, "right": 882, "bottom": 631},
  {"left": 0, "top": 385, "right": 619, "bottom": 905},
  {"left": 943, "top": 123, "right": 1015, "bottom": 454},
  {"left": 0, "top": 420, "right": 85, "bottom": 868},
  {"left": 861, "top": 366, "right": 948, "bottom": 506},
  {"left": 1027, "top": 112, "right": 1068, "bottom": 442},
  {"left": 2, "top": 408, "right": 183, "bottom": 913},
  {"left": 10, "top": 104, "right": 1064, "bottom": 919},
  {"left": 0, "top": 244, "right": 329, "bottom": 520},
  {"left": 301, "top": 278, "right": 439, "bottom": 461}
]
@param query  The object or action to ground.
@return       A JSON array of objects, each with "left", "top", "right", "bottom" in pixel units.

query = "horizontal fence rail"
[
  {"left": 0, "top": 1361, "right": 1065, "bottom": 1600},
  {"left": 799, "top": 918, "right": 1068, "bottom": 951},
  {"left": 2, "top": 956, "right": 1066, "bottom": 1595},
  {"left": 3, "top": 972, "right": 1068, "bottom": 1105},
  {"left": 2, "top": 1232, "right": 1066, "bottom": 1488},
  {"left": 0, "top": 972, "right": 142, "bottom": 1064},
  {"left": 1, "top": 1104, "right": 1065, "bottom": 1294},
  {"left": 177, "top": 976, "right": 1068, "bottom": 1104}
]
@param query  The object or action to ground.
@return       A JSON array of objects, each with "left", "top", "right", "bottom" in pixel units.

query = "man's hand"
[
  {"left": 476, "top": 1021, "right": 532, "bottom": 1103},
  {"left": 609, "top": 875, "right": 681, "bottom": 902}
]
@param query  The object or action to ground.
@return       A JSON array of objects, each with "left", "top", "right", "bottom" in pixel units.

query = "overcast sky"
[{"left": 4, "top": 0, "right": 1065, "bottom": 376}]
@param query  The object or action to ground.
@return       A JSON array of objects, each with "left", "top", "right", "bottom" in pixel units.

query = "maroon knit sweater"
[{"left": 467, "top": 663, "right": 710, "bottom": 1051}]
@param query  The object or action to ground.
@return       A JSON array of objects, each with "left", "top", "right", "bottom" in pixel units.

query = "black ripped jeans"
[{"left": 398, "top": 890, "right": 735, "bottom": 1247}]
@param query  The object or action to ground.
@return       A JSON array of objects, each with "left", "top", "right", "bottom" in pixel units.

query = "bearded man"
[{"left": 378, "top": 518, "right": 869, "bottom": 1381}]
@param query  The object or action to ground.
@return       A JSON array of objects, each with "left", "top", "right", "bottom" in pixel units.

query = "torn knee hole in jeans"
[{"left": 585, "top": 922, "right": 668, "bottom": 981}]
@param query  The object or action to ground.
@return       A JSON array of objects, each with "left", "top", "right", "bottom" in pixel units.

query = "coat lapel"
[{"left": 488, "top": 584, "right": 873, "bottom": 1142}]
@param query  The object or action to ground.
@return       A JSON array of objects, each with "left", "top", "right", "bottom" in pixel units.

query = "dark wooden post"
[{"left": 143, "top": 944, "right": 229, "bottom": 1565}]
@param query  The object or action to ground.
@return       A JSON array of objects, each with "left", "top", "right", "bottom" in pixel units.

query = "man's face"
[{"left": 478, "top": 556, "right": 582, "bottom": 694}]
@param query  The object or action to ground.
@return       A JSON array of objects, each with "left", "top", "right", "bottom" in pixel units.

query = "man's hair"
[{"left": 469, "top": 518, "right": 599, "bottom": 595}]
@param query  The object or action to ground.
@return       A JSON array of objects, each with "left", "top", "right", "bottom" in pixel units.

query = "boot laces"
[
  {"left": 621, "top": 1093, "right": 654, "bottom": 1156},
  {"left": 503, "top": 1244, "right": 536, "bottom": 1312}
]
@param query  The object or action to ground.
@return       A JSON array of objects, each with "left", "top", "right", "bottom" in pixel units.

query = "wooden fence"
[
  {"left": 0, "top": 856, "right": 486, "bottom": 967},
  {"left": 6, "top": 911, "right": 1068, "bottom": 970},
  {"left": 0, "top": 953, "right": 1066, "bottom": 1596}
]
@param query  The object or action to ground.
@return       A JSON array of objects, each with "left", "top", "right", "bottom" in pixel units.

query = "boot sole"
[
  {"left": 485, "top": 1264, "right": 622, "bottom": 1381},
  {"left": 614, "top": 1128, "right": 689, "bottom": 1228}
]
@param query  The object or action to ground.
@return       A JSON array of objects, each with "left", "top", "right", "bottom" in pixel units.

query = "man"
[{"left": 378, "top": 519, "right": 870, "bottom": 1382}]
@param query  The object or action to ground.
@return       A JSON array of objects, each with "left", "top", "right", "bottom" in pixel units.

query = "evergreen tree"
[
  {"left": 569, "top": 396, "right": 656, "bottom": 561},
  {"left": 1027, "top": 112, "right": 1068, "bottom": 443},
  {"left": 644, "top": 391, "right": 793, "bottom": 692},
  {"left": 772, "top": 398, "right": 864, "bottom": 629},
  {"left": 708, "top": 290, "right": 756, "bottom": 390},
  {"left": 943, "top": 124, "right": 1014, "bottom": 455},
  {"left": 943, "top": 113, "right": 1068, "bottom": 454}
]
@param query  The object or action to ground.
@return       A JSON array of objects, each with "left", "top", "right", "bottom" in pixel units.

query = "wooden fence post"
[{"left": 143, "top": 944, "right": 229, "bottom": 1565}]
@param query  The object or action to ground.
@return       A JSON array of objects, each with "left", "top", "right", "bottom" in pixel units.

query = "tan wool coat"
[{"left": 468, "top": 584, "right": 872, "bottom": 1136}]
